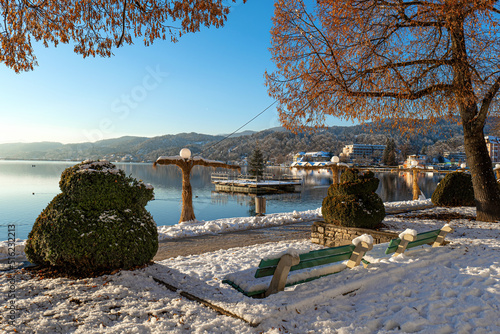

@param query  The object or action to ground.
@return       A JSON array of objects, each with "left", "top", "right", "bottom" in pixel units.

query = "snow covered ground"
[{"left": 1, "top": 201, "right": 500, "bottom": 333}]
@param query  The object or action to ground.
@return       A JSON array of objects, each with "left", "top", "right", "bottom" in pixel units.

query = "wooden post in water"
[
  {"left": 412, "top": 168, "right": 421, "bottom": 200},
  {"left": 408, "top": 160, "right": 423, "bottom": 201},
  {"left": 154, "top": 149, "right": 241, "bottom": 223},
  {"left": 255, "top": 197, "right": 266, "bottom": 216}
]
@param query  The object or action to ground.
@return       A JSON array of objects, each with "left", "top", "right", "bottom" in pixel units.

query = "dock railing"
[{"left": 211, "top": 172, "right": 230, "bottom": 182}]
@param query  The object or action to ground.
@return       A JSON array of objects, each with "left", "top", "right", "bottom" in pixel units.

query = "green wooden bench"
[
  {"left": 385, "top": 224, "right": 454, "bottom": 256},
  {"left": 223, "top": 236, "right": 373, "bottom": 298}
]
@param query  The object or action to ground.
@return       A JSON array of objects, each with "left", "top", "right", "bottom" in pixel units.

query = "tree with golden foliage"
[
  {"left": 0, "top": 0, "right": 245, "bottom": 72},
  {"left": 266, "top": 0, "right": 500, "bottom": 222}
]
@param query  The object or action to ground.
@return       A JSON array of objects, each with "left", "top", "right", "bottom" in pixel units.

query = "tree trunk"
[
  {"left": 449, "top": 18, "right": 500, "bottom": 222},
  {"left": 463, "top": 125, "right": 500, "bottom": 222},
  {"left": 180, "top": 162, "right": 196, "bottom": 223}
]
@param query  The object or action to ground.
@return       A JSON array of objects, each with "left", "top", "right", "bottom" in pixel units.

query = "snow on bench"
[
  {"left": 223, "top": 234, "right": 373, "bottom": 298},
  {"left": 385, "top": 224, "right": 454, "bottom": 256}
]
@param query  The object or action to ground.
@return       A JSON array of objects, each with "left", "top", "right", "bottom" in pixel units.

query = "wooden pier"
[{"left": 211, "top": 173, "right": 302, "bottom": 194}]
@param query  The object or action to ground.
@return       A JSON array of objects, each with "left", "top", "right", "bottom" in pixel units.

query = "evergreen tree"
[
  {"left": 387, "top": 150, "right": 397, "bottom": 166},
  {"left": 382, "top": 139, "right": 397, "bottom": 166},
  {"left": 248, "top": 147, "right": 265, "bottom": 179}
]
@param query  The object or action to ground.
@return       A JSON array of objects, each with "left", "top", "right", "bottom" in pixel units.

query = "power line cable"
[{"left": 200, "top": 100, "right": 277, "bottom": 156}]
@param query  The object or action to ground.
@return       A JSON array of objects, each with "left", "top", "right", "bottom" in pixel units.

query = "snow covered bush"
[
  {"left": 25, "top": 160, "right": 158, "bottom": 275},
  {"left": 321, "top": 169, "right": 385, "bottom": 229},
  {"left": 431, "top": 171, "right": 475, "bottom": 207}
]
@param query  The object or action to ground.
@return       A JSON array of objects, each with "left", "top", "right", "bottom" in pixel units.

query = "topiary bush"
[
  {"left": 322, "top": 169, "right": 385, "bottom": 229},
  {"left": 431, "top": 171, "right": 475, "bottom": 207},
  {"left": 25, "top": 160, "right": 158, "bottom": 275}
]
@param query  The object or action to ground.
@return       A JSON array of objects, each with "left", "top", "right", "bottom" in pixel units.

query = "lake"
[{"left": 0, "top": 160, "right": 445, "bottom": 240}]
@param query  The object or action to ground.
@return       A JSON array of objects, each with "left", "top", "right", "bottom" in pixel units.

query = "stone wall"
[{"left": 311, "top": 221, "right": 398, "bottom": 247}]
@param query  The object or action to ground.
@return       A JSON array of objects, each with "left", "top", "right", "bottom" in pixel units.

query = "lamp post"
[
  {"left": 180, "top": 148, "right": 191, "bottom": 160},
  {"left": 154, "top": 149, "right": 241, "bottom": 223},
  {"left": 330, "top": 156, "right": 341, "bottom": 184}
]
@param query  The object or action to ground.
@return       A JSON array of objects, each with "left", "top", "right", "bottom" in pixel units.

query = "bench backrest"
[
  {"left": 384, "top": 229, "right": 441, "bottom": 255},
  {"left": 255, "top": 244, "right": 356, "bottom": 278}
]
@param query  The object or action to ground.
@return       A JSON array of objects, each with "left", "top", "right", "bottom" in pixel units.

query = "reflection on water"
[
  {"left": 0, "top": 160, "right": 445, "bottom": 240},
  {"left": 375, "top": 171, "right": 445, "bottom": 202}
]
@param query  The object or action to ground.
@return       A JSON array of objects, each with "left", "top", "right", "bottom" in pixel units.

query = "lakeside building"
[
  {"left": 485, "top": 136, "right": 500, "bottom": 163},
  {"left": 293, "top": 151, "right": 332, "bottom": 163},
  {"left": 443, "top": 151, "right": 467, "bottom": 163},
  {"left": 403, "top": 154, "right": 427, "bottom": 168},
  {"left": 340, "top": 144, "right": 385, "bottom": 161}
]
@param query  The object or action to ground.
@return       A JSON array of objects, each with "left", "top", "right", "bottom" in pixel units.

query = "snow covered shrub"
[
  {"left": 25, "top": 160, "right": 158, "bottom": 275},
  {"left": 431, "top": 171, "right": 475, "bottom": 207},
  {"left": 321, "top": 169, "right": 385, "bottom": 229}
]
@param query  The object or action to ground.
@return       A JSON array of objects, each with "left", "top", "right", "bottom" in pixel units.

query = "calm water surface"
[{"left": 0, "top": 160, "right": 444, "bottom": 240}]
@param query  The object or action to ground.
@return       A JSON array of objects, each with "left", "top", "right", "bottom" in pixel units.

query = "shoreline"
[{"left": 0, "top": 200, "right": 435, "bottom": 264}]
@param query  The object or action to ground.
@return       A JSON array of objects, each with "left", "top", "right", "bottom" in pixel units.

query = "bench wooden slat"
[
  {"left": 414, "top": 229, "right": 441, "bottom": 240},
  {"left": 385, "top": 229, "right": 441, "bottom": 254},
  {"left": 407, "top": 235, "right": 441, "bottom": 248},
  {"left": 297, "top": 244, "right": 356, "bottom": 262},
  {"left": 384, "top": 239, "right": 401, "bottom": 254},
  {"left": 255, "top": 244, "right": 355, "bottom": 278},
  {"left": 257, "top": 244, "right": 355, "bottom": 268},
  {"left": 291, "top": 252, "right": 352, "bottom": 270}
]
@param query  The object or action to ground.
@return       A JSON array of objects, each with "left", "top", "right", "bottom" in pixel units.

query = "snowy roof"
[
  {"left": 295, "top": 151, "right": 331, "bottom": 157},
  {"left": 291, "top": 161, "right": 312, "bottom": 167}
]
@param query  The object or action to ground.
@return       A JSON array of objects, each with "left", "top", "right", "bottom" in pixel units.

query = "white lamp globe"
[
  {"left": 496, "top": 164, "right": 500, "bottom": 170},
  {"left": 411, "top": 160, "right": 418, "bottom": 167},
  {"left": 331, "top": 156, "right": 340, "bottom": 163},
  {"left": 460, "top": 163, "right": 467, "bottom": 169},
  {"left": 180, "top": 148, "right": 192, "bottom": 160}
]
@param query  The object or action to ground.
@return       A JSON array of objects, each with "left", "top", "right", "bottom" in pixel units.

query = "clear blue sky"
[{"left": 0, "top": 1, "right": 354, "bottom": 144}]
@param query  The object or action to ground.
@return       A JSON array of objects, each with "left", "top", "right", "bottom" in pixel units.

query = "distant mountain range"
[{"left": 0, "top": 120, "right": 496, "bottom": 163}]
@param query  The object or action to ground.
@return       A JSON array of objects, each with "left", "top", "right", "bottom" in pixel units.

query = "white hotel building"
[
  {"left": 485, "top": 136, "right": 500, "bottom": 163},
  {"left": 340, "top": 144, "right": 386, "bottom": 161}
]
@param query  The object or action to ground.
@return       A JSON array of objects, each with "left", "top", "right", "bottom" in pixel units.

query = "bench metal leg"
[
  {"left": 265, "top": 253, "right": 300, "bottom": 297},
  {"left": 432, "top": 225, "right": 453, "bottom": 247},
  {"left": 347, "top": 241, "right": 373, "bottom": 268},
  {"left": 393, "top": 234, "right": 417, "bottom": 257}
]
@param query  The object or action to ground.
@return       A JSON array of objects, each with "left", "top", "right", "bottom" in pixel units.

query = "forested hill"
[{"left": 0, "top": 119, "right": 496, "bottom": 163}]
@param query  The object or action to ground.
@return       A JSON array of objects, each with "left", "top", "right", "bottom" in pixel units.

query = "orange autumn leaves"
[
  {"left": 0, "top": 0, "right": 245, "bottom": 72},
  {"left": 265, "top": 0, "right": 500, "bottom": 134}
]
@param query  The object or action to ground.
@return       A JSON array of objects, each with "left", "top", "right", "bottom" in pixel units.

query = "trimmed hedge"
[
  {"left": 431, "top": 172, "right": 475, "bottom": 207},
  {"left": 25, "top": 160, "right": 158, "bottom": 275},
  {"left": 322, "top": 169, "right": 385, "bottom": 229},
  {"left": 59, "top": 161, "right": 152, "bottom": 212}
]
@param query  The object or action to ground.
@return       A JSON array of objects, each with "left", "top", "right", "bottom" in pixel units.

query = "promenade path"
[
  {"left": 153, "top": 220, "right": 313, "bottom": 261},
  {"left": 152, "top": 203, "right": 436, "bottom": 261}
]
